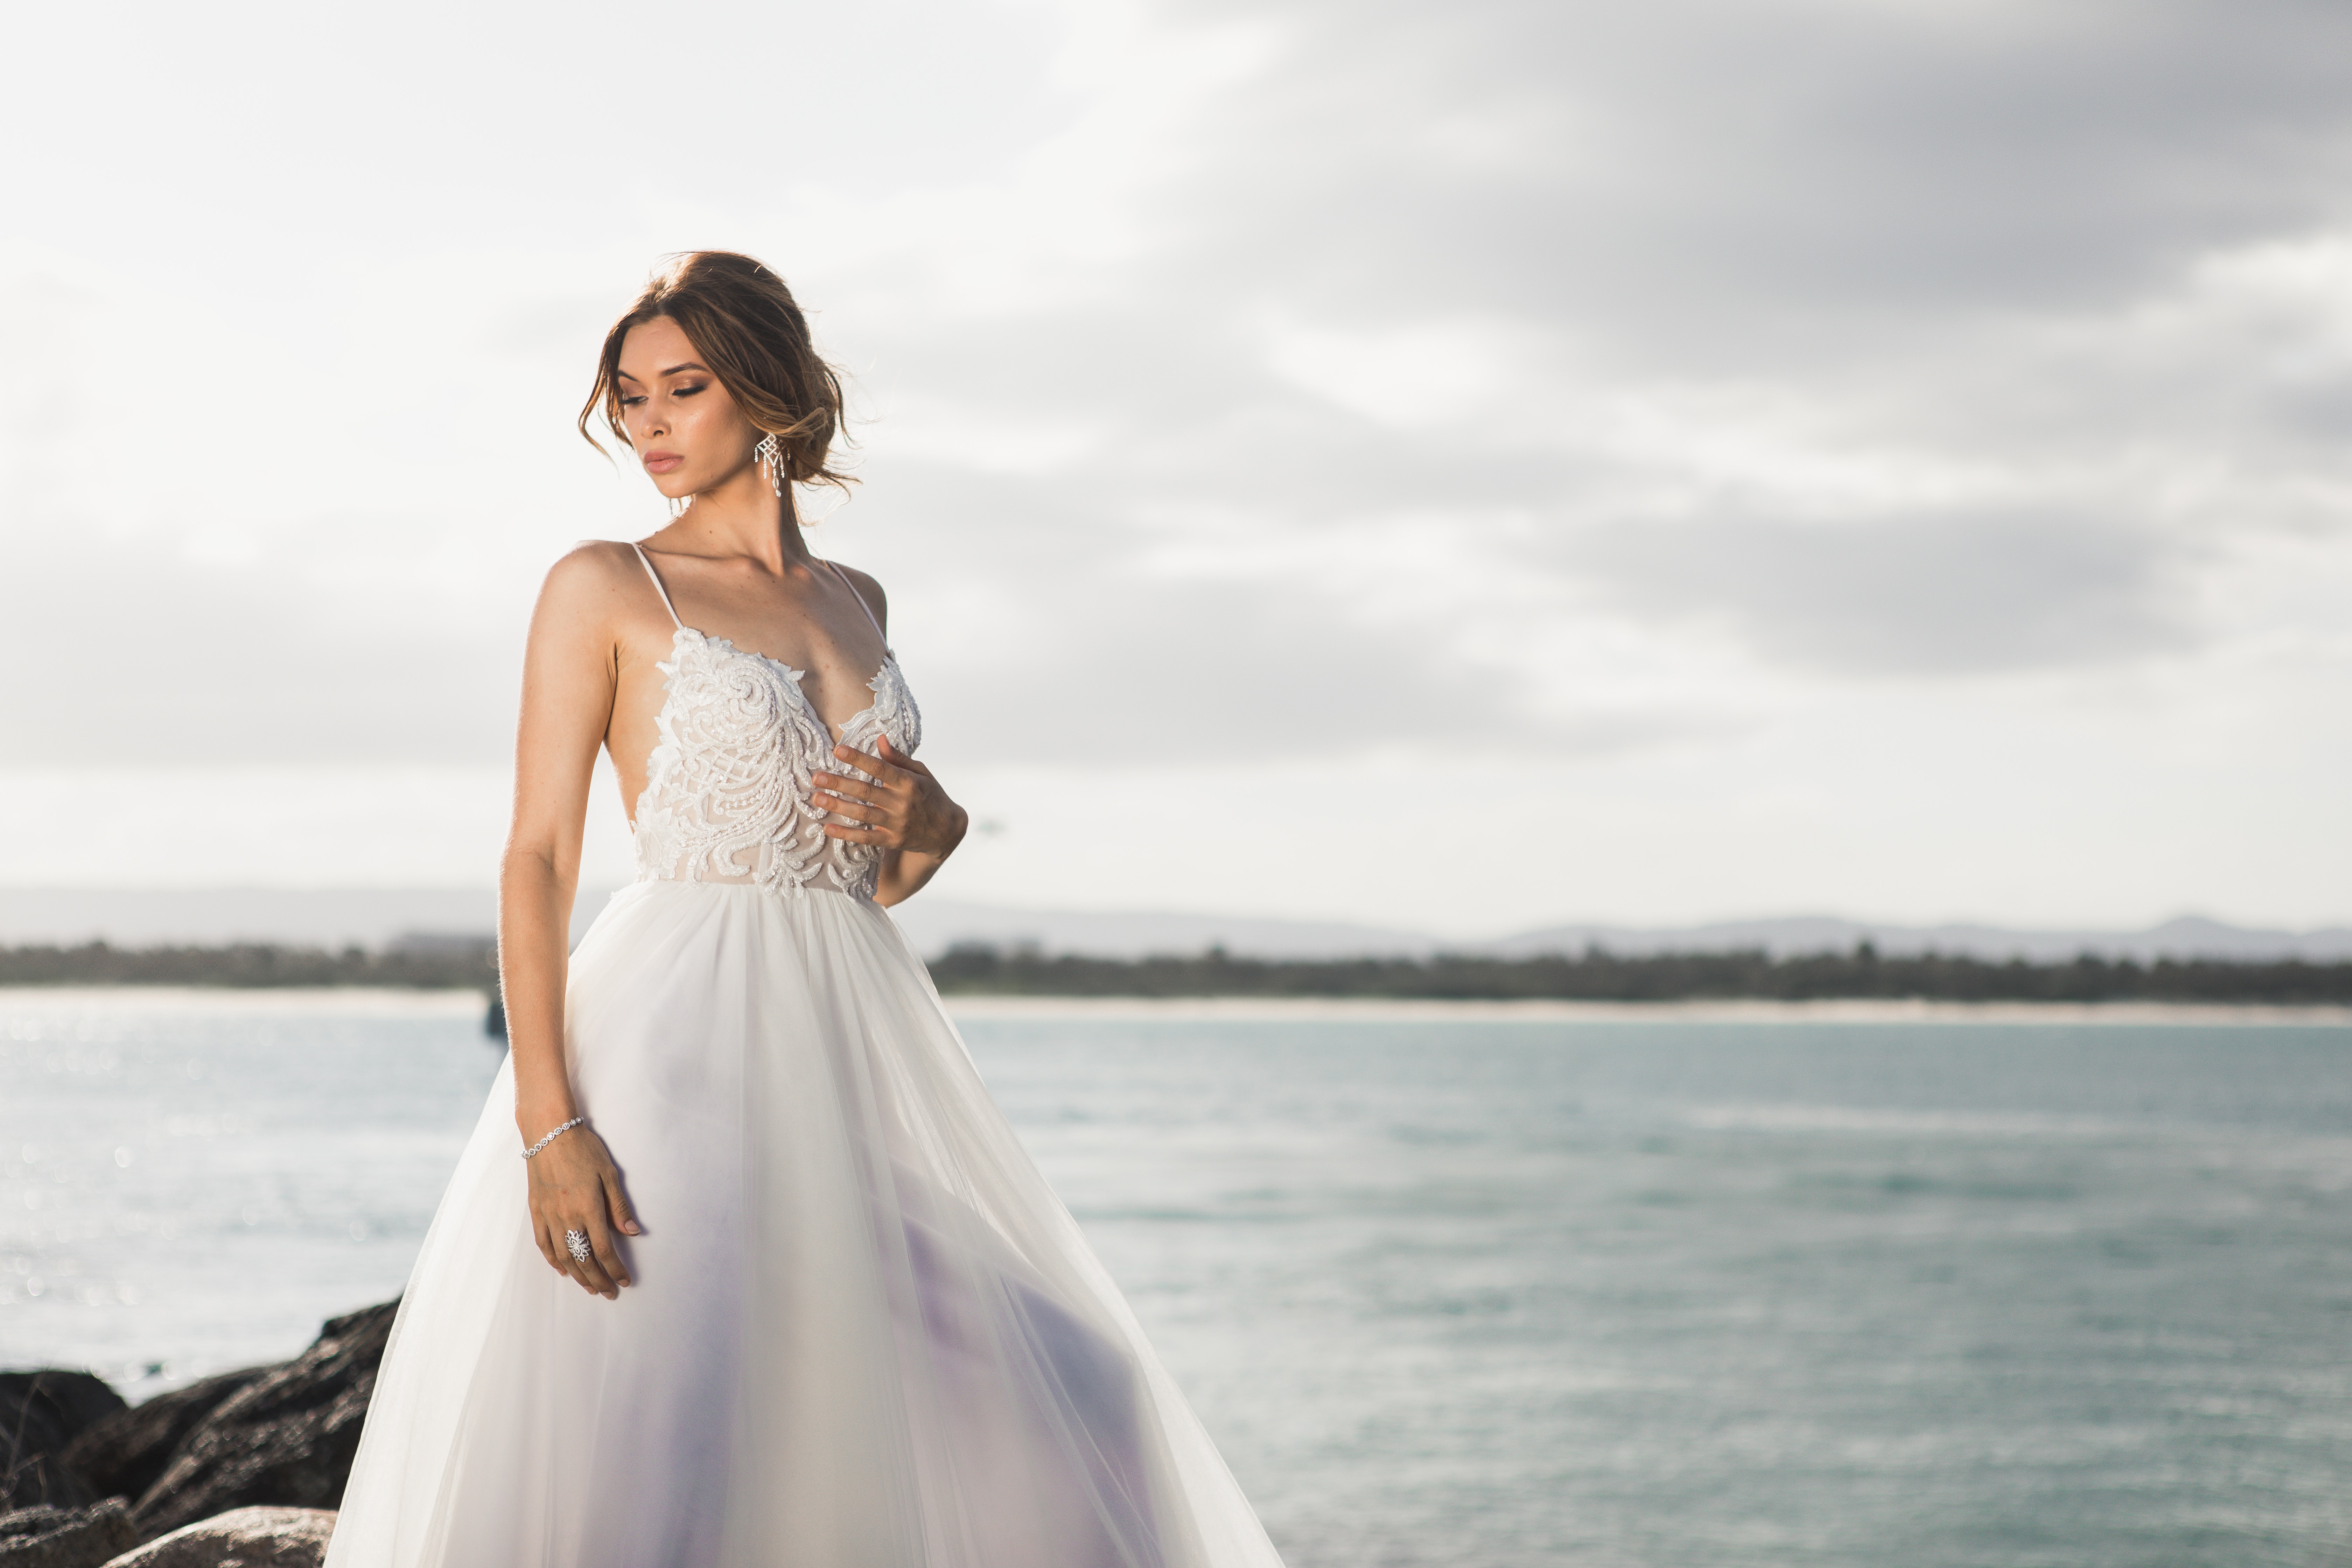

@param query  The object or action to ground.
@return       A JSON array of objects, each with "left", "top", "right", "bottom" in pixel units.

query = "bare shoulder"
[
  {"left": 828, "top": 562, "right": 889, "bottom": 632},
  {"left": 517, "top": 544, "right": 676, "bottom": 682},
  {"left": 534, "top": 540, "right": 660, "bottom": 621},
  {"left": 541, "top": 539, "right": 645, "bottom": 597}
]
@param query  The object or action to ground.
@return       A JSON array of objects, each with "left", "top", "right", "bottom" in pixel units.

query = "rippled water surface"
[{"left": 4, "top": 989, "right": 2349, "bottom": 1566}]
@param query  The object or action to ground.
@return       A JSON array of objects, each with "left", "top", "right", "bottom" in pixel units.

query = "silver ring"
[{"left": 565, "top": 1229, "right": 590, "bottom": 1264}]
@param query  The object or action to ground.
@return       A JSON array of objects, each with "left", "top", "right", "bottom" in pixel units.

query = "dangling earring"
[
  {"left": 755, "top": 433, "right": 785, "bottom": 499},
  {"left": 668, "top": 493, "right": 694, "bottom": 519}
]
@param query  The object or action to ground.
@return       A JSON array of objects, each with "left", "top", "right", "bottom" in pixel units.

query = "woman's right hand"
[{"left": 525, "top": 1126, "right": 640, "bottom": 1299}]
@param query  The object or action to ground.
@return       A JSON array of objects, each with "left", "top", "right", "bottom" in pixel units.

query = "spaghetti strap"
[
  {"left": 629, "top": 543, "right": 684, "bottom": 630},
  {"left": 822, "top": 558, "right": 889, "bottom": 651}
]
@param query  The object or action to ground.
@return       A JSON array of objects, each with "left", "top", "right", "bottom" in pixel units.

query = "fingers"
[
  {"left": 812, "top": 765, "right": 902, "bottom": 839},
  {"left": 540, "top": 1216, "right": 602, "bottom": 1296},
  {"left": 828, "top": 741, "right": 898, "bottom": 780},
  {"left": 813, "top": 784, "right": 893, "bottom": 840},
  {"left": 815, "top": 791, "right": 884, "bottom": 825},
  {"left": 561, "top": 1229, "right": 600, "bottom": 1294},
  {"left": 604, "top": 1171, "right": 642, "bottom": 1238},
  {"left": 810, "top": 765, "right": 897, "bottom": 833},
  {"left": 571, "top": 1251, "right": 615, "bottom": 1298},
  {"left": 530, "top": 1202, "right": 576, "bottom": 1282},
  {"left": 810, "top": 770, "right": 888, "bottom": 805},
  {"left": 556, "top": 1213, "right": 623, "bottom": 1298},
  {"left": 527, "top": 1183, "right": 638, "bottom": 1300},
  {"left": 583, "top": 1212, "right": 630, "bottom": 1297},
  {"left": 813, "top": 738, "right": 941, "bottom": 849},
  {"left": 567, "top": 1170, "right": 641, "bottom": 1297}
]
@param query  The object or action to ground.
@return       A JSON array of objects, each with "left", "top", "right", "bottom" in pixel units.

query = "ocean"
[{"left": 2, "top": 988, "right": 2347, "bottom": 1566}]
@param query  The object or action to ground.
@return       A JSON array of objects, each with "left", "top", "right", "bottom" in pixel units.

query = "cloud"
[
  {"left": 0, "top": 0, "right": 2348, "bottom": 929},
  {"left": 1570, "top": 507, "right": 2193, "bottom": 676},
  {"left": 1190, "top": 0, "right": 2352, "bottom": 325}
]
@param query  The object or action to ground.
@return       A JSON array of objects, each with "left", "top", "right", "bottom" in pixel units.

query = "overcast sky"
[{"left": 3, "top": 0, "right": 2347, "bottom": 935}]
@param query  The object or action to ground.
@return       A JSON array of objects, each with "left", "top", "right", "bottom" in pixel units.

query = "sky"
[{"left": 2, "top": 0, "right": 2347, "bottom": 937}]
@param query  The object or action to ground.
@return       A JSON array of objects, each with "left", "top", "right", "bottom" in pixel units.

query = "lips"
[{"left": 643, "top": 452, "right": 684, "bottom": 475}]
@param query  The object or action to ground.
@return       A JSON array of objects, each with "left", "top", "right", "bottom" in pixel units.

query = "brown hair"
[{"left": 579, "top": 251, "right": 853, "bottom": 496}]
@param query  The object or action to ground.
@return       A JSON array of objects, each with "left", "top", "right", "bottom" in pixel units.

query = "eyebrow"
[{"left": 615, "top": 361, "right": 711, "bottom": 384}]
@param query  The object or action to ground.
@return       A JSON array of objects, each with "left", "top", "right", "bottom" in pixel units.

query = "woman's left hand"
[{"left": 813, "top": 734, "right": 968, "bottom": 859}]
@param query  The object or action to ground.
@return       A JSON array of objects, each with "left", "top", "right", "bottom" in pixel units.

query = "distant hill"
[
  {"left": 0, "top": 888, "right": 2342, "bottom": 965},
  {"left": 789, "top": 902, "right": 2352, "bottom": 964},
  {"left": 1485, "top": 915, "right": 2352, "bottom": 964}
]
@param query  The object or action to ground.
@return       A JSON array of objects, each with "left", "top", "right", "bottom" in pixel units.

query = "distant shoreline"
[
  {"left": 937, "top": 994, "right": 2352, "bottom": 1026},
  {"left": 4, "top": 939, "right": 2350, "bottom": 1014},
  {"left": 0, "top": 985, "right": 2344, "bottom": 1027}
]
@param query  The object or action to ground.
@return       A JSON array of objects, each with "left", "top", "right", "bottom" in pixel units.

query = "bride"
[{"left": 326, "top": 252, "right": 1284, "bottom": 1567}]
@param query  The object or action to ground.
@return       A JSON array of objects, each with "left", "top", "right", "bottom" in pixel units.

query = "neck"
[{"left": 657, "top": 461, "right": 808, "bottom": 574}]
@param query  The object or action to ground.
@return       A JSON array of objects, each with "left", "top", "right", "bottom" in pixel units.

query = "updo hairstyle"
[{"left": 580, "top": 251, "right": 853, "bottom": 496}]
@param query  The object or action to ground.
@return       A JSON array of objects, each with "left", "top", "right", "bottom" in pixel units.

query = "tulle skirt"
[{"left": 325, "top": 880, "right": 1282, "bottom": 1568}]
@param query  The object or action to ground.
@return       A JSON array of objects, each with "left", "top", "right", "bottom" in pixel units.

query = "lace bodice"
[{"left": 626, "top": 547, "right": 922, "bottom": 902}]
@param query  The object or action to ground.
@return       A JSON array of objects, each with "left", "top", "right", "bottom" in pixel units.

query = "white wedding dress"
[{"left": 327, "top": 548, "right": 1284, "bottom": 1568}]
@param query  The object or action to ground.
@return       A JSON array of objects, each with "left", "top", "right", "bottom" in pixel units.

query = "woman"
[{"left": 327, "top": 252, "right": 1283, "bottom": 1567}]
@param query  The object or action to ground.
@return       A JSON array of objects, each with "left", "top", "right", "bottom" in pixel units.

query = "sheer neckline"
[{"left": 669, "top": 623, "right": 896, "bottom": 743}]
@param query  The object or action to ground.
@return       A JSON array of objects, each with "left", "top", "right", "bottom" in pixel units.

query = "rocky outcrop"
[
  {"left": 56, "top": 1374, "right": 265, "bottom": 1515},
  {"left": 0, "top": 1500, "right": 139, "bottom": 1568},
  {"left": 0, "top": 1374, "right": 128, "bottom": 1512},
  {"left": 126, "top": 1304, "right": 396, "bottom": 1539},
  {"left": 3, "top": 1300, "right": 393, "bottom": 1549},
  {"left": 97, "top": 1507, "right": 334, "bottom": 1568}
]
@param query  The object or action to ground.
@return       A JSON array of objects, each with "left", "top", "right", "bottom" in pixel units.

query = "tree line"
[
  {"left": 1, "top": 938, "right": 2345, "bottom": 1004},
  {"left": 925, "top": 941, "right": 2352, "bottom": 1004},
  {"left": 0, "top": 941, "right": 500, "bottom": 989}
]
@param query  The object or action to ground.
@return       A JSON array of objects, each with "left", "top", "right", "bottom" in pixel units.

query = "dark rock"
[
  {"left": 0, "top": 1499, "right": 139, "bottom": 1567},
  {"left": 129, "top": 1303, "right": 396, "bottom": 1539},
  {"left": 0, "top": 1373, "right": 128, "bottom": 1511},
  {"left": 60, "top": 1373, "right": 266, "bottom": 1511},
  {"left": 98, "top": 1507, "right": 334, "bottom": 1568}
]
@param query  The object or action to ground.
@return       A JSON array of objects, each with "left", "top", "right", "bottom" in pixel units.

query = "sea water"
[{"left": 1, "top": 990, "right": 2347, "bottom": 1567}]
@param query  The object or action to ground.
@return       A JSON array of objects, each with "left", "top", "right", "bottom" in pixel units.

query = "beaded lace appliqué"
[{"left": 631, "top": 628, "right": 921, "bottom": 901}]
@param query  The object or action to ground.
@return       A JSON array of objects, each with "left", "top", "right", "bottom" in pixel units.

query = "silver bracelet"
[{"left": 521, "top": 1116, "right": 586, "bottom": 1160}]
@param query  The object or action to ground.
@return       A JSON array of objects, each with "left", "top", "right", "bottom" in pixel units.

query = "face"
[{"left": 615, "top": 315, "right": 760, "bottom": 500}]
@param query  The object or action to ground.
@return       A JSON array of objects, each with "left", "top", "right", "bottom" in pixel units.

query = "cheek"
[
  {"left": 685, "top": 399, "right": 739, "bottom": 444},
  {"left": 684, "top": 402, "right": 751, "bottom": 458}
]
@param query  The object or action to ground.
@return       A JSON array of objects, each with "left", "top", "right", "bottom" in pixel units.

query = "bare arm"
[{"left": 500, "top": 547, "right": 640, "bottom": 1299}]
